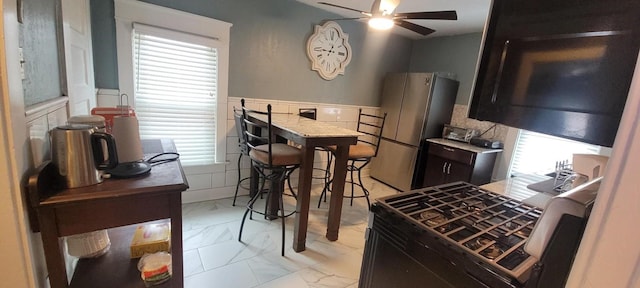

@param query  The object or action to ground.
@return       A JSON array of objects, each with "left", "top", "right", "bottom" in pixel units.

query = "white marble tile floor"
[{"left": 182, "top": 177, "right": 399, "bottom": 288}]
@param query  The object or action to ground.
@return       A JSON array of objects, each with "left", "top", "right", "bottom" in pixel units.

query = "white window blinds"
[
  {"left": 509, "top": 130, "right": 601, "bottom": 177},
  {"left": 133, "top": 25, "right": 218, "bottom": 166}
]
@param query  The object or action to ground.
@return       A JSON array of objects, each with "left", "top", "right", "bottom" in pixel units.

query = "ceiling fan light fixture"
[{"left": 368, "top": 17, "right": 394, "bottom": 30}]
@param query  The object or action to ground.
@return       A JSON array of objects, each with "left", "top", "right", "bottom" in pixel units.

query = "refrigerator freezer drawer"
[{"left": 369, "top": 139, "right": 418, "bottom": 192}]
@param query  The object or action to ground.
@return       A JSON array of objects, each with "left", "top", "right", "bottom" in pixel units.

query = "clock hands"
[{"left": 314, "top": 46, "right": 340, "bottom": 58}]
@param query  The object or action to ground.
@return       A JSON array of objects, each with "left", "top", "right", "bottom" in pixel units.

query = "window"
[
  {"left": 133, "top": 26, "right": 218, "bottom": 166},
  {"left": 114, "top": 0, "right": 231, "bottom": 166},
  {"left": 509, "top": 130, "right": 604, "bottom": 177}
]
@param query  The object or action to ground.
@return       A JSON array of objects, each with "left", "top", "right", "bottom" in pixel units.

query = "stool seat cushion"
[
  {"left": 250, "top": 143, "right": 302, "bottom": 166},
  {"left": 328, "top": 143, "right": 376, "bottom": 159}
]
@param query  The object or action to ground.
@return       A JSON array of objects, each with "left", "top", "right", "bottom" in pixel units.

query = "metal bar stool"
[
  {"left": 238, "top": 101, "right": 301, "bottom": 256},
  {"left": 232, "top": 107, "right": 253, "bottom": 206},
  {"left": 318, "top": 109, "right": 387, "bottom": 208}
]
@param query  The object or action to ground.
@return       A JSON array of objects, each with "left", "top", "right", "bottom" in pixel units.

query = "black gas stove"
[{"left": 359, "top": 180, "right": 599, "bottom": 288}]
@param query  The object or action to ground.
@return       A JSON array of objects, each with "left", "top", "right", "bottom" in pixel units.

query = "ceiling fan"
[{"left": 318, "top": 0, "right": 457, "bottom": 36}]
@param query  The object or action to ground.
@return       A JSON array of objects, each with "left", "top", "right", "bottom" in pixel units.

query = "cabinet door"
[
  {"left": 423, "top": 155, "right": 447, "bottom": 187},
  {"left": 446, "top": 161, "right": 473, "bottom": 183}
]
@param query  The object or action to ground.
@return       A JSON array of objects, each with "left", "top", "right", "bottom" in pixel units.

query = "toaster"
[{"left": 442, "top": 125, "right": 479, "bottom": 143}]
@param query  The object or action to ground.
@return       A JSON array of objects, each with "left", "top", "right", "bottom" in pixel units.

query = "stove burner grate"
[{"left": 382, "top": 181, "right": 543, "bottom": 281}]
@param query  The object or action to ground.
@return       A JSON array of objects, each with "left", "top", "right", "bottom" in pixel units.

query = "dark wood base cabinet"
[{"left": 423, "top": 141, "right": 499, "bottom": 187}]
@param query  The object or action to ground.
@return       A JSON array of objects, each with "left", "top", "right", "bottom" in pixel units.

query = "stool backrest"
[
  {"left": 240, "top": 99, "right": 275, "bottom": 168},
  {"left": 233, "top": 108, "right": 250, "bottom": 156},
  {"left": 356, "top": 109, "right": 388, "bottom": 157}
]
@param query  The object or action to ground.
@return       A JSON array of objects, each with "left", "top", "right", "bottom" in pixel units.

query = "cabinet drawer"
[{"left": 428, "top": 143, "right": 474, "bottom": 165}]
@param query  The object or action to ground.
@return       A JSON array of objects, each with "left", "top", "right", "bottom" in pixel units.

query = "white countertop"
[
  {"left": 481, "top": 174, "right": 555, "bottom": 209},
  {"left": 427, "top": 138, "right": 503, "bottom": 154}
]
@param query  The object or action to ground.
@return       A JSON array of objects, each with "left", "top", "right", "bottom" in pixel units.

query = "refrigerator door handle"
[
  {"left": 442, "top": 162, "right": 447, "bottom": 174},
  {"left": 447, "top": 162, "right": 452, "bottom": 174}
]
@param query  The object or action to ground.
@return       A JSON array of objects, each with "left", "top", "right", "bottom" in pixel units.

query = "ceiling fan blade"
[
  {"left": 318, "top": 2, "right": 371, "bottom": 15},
  {"left": 394, "top": 10, "right": 458, "bottom": 20},
  {"left": 324, "top": 17, "right": 369, "bottom": 22},
  {"left": 394, "top": 19, "right": 436, "bottom": 36},
  {"left": 371, "top": 0, "right": 401, "bottom": 15}
]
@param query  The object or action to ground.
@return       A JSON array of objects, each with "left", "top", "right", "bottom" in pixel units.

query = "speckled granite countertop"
[
  {"left": 426, "top": 138, "right": 503, "bottom": 154},
  {"left": 481, "top": 174, "right": 555, "bottom": 209},
  {"left": 249, "top": 113, "right": 363, "bottom": 138}
]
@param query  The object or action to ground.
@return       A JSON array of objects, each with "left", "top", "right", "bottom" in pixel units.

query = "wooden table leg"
[
  {"left": 265, "top": 174, "right": 282, "bottom": 220},
  {"left": 293, "top": 145, "right": 315, "bottom": 252},
  {"left": 39, "top": 207, "right": 68, "bottom": 288},
  {"left": 170, "top": 193, "right": 184, "bottom": 288},
  {"left": 326, "top": 144, "right": 349, "bottom": 241}
]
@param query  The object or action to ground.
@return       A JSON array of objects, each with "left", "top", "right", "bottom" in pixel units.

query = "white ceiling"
[{"left": 295, "top": 0, "right": 492, "bottom": 39}]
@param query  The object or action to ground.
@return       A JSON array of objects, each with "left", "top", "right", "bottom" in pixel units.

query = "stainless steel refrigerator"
[{"left": 369, "top": 73, "right": 459, "bottom": 191}]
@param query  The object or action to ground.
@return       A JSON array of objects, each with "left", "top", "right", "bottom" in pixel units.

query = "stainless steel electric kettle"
[{"left": 50, "top": 124, "right": 118, "bottom": 188}]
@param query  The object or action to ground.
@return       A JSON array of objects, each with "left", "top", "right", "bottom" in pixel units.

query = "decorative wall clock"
[{"left": 306, "top": 21, "right": 352, "bottom": 80}]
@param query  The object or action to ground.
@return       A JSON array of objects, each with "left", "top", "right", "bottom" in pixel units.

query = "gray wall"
[
  {"left": 90, "top": 0, "right": 118, "bottom": 89},
  {"left": 90, "top": 0, "right": 414, "bottom": 106},
  {"left": 408, "top": 33, "right": 483, "bottom": 105},
  {"left": 21, "top": 0, "right": 63, "bottom": 107}
]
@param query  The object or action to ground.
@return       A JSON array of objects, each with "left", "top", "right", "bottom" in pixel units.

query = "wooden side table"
[{"left": 33, "top": 139, "right": 188, "bottom": 288}]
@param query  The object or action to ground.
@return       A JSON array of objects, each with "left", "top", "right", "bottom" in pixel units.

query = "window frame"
[
  {"left": 114, "top": 0, "right": 231, "bottom": 165},
  {"left": 508, "top": 129, "right": 610, "bottom": 177}
]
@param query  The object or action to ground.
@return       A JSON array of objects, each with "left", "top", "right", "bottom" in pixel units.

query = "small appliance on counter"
[
  {"left": 50, "top": 124, "right": 118, "bottom": 189},
  {"left": 442, "top": 124, "right": 479, "bottom": 143},
  {"left": 470, "top": 137, "right": 504, "bottom": 149},
  {"left": 107, "top": 114, "right": 152, "bottom": 178},
  {"left": 91, "top": 105, "right": 137, "bottom": 133}
]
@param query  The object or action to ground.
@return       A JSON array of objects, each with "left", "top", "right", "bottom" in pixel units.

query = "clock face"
[{"left": 306, "top": 21, "right": 352, "bottom": 80}]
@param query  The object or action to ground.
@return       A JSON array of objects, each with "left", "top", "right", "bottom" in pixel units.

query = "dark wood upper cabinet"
[{"left": 469, "top": 0, "right": 640, "bottom": 147}]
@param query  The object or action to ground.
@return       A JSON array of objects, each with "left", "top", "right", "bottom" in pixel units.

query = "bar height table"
[{"left": 246, "top": 113, "right": 361, "bottom": 251}]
